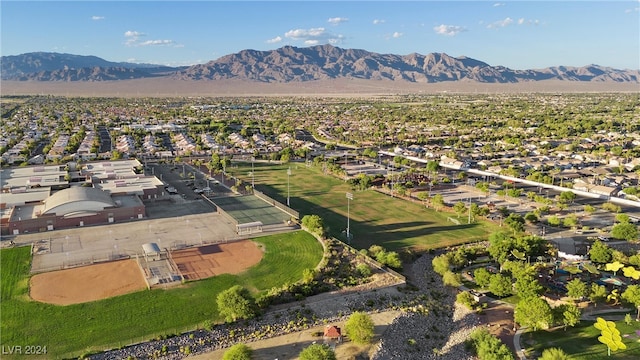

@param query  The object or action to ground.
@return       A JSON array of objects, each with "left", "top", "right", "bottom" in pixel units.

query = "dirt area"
[
  {"left": 29, "top": 259, "right": 147, "bottom": 305},
  {"left": 171, "top": 240, "right": 263, "bottom": 280},
  {"left": 476, "top": 302, "right": 516, "bottom": 354},
  {"left": 3, "top": 79, "right": 637, "bottom": 98},
  {"left": 189, "top": 310, "right": 401, "bottom": 360}
]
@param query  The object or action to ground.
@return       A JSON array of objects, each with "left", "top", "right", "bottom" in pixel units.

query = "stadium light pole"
[
  {"left": 251, "top": 156, "right": 255, "bottom": 188},
  {"left": 346, "top": 192, "right": 353, "bottom": 244},
  {"left": 287, "top": 167, "right": 292, "bottom": 206},
  {"left": 468, "top": 197, "right": 472, "bottom": 224},
  {"left": 222, "top": 162, "right": 226, "bottom": 186}
]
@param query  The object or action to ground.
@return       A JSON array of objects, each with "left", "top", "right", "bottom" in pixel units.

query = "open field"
[
  {"left": 524, "top": 318, "right": 640, "bottom": 359},
  {"left": 0, "top": 231, "right": 323, "bottom": 358},
  {"left": 3, "top": 79, "right": 639, "bottom": 98},
  {"left": 232, "top": 162, "right": 500, "bottom": 251},
  {"left": 30, "top": 259, "right": 147, "bottom": 305}
]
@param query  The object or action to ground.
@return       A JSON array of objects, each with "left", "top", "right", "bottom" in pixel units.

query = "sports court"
[{"left": 212, "top": 194, "right": 293, "bottom": 225}]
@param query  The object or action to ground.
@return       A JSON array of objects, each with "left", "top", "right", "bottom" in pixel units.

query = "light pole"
[
  {"left": 222, "top": 162, "right": 226, "bottom": 186},
  {"left": 251, "top": 156, "right": 255, "bottom": 188},
  {"left": 287, "top": 167, "right": 292, "bottom": 206},
  {"left": 346, "top": 192, "right": 353, "bottom": 244},
  {"left": 468, "top": 197, "right": 472, "bottom": 224}
]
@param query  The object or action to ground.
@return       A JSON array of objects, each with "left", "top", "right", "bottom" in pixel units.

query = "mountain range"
[{"left": 2, "top": 45, "right": 639, "bottom": 83}]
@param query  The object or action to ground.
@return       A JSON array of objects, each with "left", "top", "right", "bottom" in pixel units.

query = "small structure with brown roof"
[{"left": 323, "top": 325, "right": 342, "bottom": 344}]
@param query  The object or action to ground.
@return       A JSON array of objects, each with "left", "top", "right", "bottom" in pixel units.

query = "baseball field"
[{"left": 0, "top": 230, "right": 322, "bottom": 358}]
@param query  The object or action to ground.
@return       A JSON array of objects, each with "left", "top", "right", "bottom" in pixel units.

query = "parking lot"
[{"left": 146, "top": 162, "right": 234, "bottom": 201}]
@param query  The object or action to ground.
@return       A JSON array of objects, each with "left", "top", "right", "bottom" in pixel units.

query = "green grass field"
[
  {"left": 232, "top": 162, "right": 499, "bottom": 251},
  {"left": 0, "top": 231, "right": 322, "bottom": 358},
  {"left": 525, "top": 318, "right": 640, "bottom": 359}
]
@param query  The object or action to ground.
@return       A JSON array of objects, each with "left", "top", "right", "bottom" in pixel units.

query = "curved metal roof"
[{"left": 42, "top": 187, "right": 115, "bottom": 216}]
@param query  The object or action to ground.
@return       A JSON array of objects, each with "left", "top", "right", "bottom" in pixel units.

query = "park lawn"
[
  {"left": 237, "top": 162, "right": 499, "bottom": 251},
  {"left": 0, "top": 231, "right": 322, "bottom": 359},
  {"left": 525, "top": 318, "right": 640, "bottom": 360}
]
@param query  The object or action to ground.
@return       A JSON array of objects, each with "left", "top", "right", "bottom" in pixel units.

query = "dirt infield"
[
  {"left": 171, "top": 240, "right": 263, "bottom": 281},
  {"left": 30, "top": 259, "right": 147, "bottom": 306}
]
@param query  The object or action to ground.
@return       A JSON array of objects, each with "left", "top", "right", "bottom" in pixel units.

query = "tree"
[
  {"left": 621, "top": 285, "right": 640, "bottom": 320},
  {"left": 611, "top": 222, "right": 638, "bottom": 241},
  {"left": 524, "top": 212, "right": 539, "bottom": 224},
  {"left": 488, "top": 273, "right": 513, "bottom": 298},
  {"left": 442, "top": 270, "right": 462, "bottom": 287},
  {"left": 469, "top": 328, "right": 514, "bottom": 360},
  {"left": 558, "top": 303, "right": 581, "bottom": 330},
  {"left": 474, "top": 267, "right": 492, "bottom": 288},
  {"left": 345, "top": 311, "right": 375, "bottom": 345},
  {"left": 487, "top": 232, "right": 514, "bottom": 265},
  {"left": 216, "top": 285, "right": 256, "bottom": 322},
  {"left": 559, "top": 191, "right": 576, "bottom": 204},
  {"left": 299, "top": 344, "right": 336, "bottom": 360},
  {"left": 539, "top": 347, "right": 570, "bottom": 360},
  {"left": 515, "top": 296, "right": 553, "bottom": 331},
  {"left": 301, "top": 214, "right": 325, "bottom": 238},
  {"left": 431, "top": 193, "right": 445, "bottom": 211},
  {"left": 615, "top": 213, "right": 630, "bottom": 224},
  {"left": 589, "top": 240, "right": 612, "bottom": 264},
  {"left": 426, "top": 160, "right": 439, "bottom": 177},
  {"left": 547, "top": 215, "right": 561, "bottom": 227},
  {"left": 432, "top": 254, "right": 452, "bottom": 276},
  {"left": 566, "top": 278, "right": 588, "bottom": 301},
  {"left": 111, "top": 149, "right": 122, "bottom": 160},
  {"left": 562, "top": 214, "right": 579, "bottom": 229},
  {"left": 453, "top": 201, "right": 467, "bottom": 218},
  {"left": 514, "top": 275, "right": 544, "bottom": 299},
  {"left": 222, "top": 344, "right": 253, "bottom": 360},
  {"left": 504, "top": 213, "right": 525, "bottom": 234}
]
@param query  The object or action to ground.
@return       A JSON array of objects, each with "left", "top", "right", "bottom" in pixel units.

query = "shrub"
[
  {"left": 456, "top": 291, "right": 478, "bottom": 310},
  {"left": 356, "top": 263, "right": 372, "bottom": 277}
]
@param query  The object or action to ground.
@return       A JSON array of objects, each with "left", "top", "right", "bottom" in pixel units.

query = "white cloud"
[
  {"left": 91, "top": 16, "right": 105, "bottom": 21},
  {"left": 517, "top": 18, "right": 540, "bottom": 26},
  {"left": 493, "top": 2, "right": 505, "bottom": 7},
  {"left": 392, "top": 32, "right": 403, "bottom": 38},
  {"left": 433, "top": 24, "right": 467, "bottom": 36},
  {"left": 328, "top": 17, "right": 348, "bottom": 25},
  {"left": 138, "top": 39, "right": 175, "bottom": 46},
  {"left": 124, "top": 30, "right": 144, "bottom": 46},
  {"left": 266, "top": 36, "right": 282, "bottom": 44},
  {"left": 487, "top": 17, "right": 513, "bottom": 29},
  {"left": 625, "top": 7, "right": 640, "bottom": 13},
  {"left": 373, "top": 19, "right": 385, "bottom": 25},
  {"left": 124, "top": 30, "right": 144, "bottom": 38},
  {"left": 284, "top": 27, "right": 344, "bottom": 45},
  {"left": 124, "top": 30, "right": 179, "bottom": 47}
]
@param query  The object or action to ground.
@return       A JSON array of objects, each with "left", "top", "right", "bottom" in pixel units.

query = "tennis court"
[{"left": 212, "top": 194, "right": 292, "bottom": 225}]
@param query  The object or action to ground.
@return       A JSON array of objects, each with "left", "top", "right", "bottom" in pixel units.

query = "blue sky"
[{"left": 2, "top": 1, "right": 639, "bottom": 70}]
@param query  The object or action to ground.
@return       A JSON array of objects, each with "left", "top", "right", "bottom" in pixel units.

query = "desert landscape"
[{"left": 3, "top": 78, "right": 638, "bottom": 98}]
